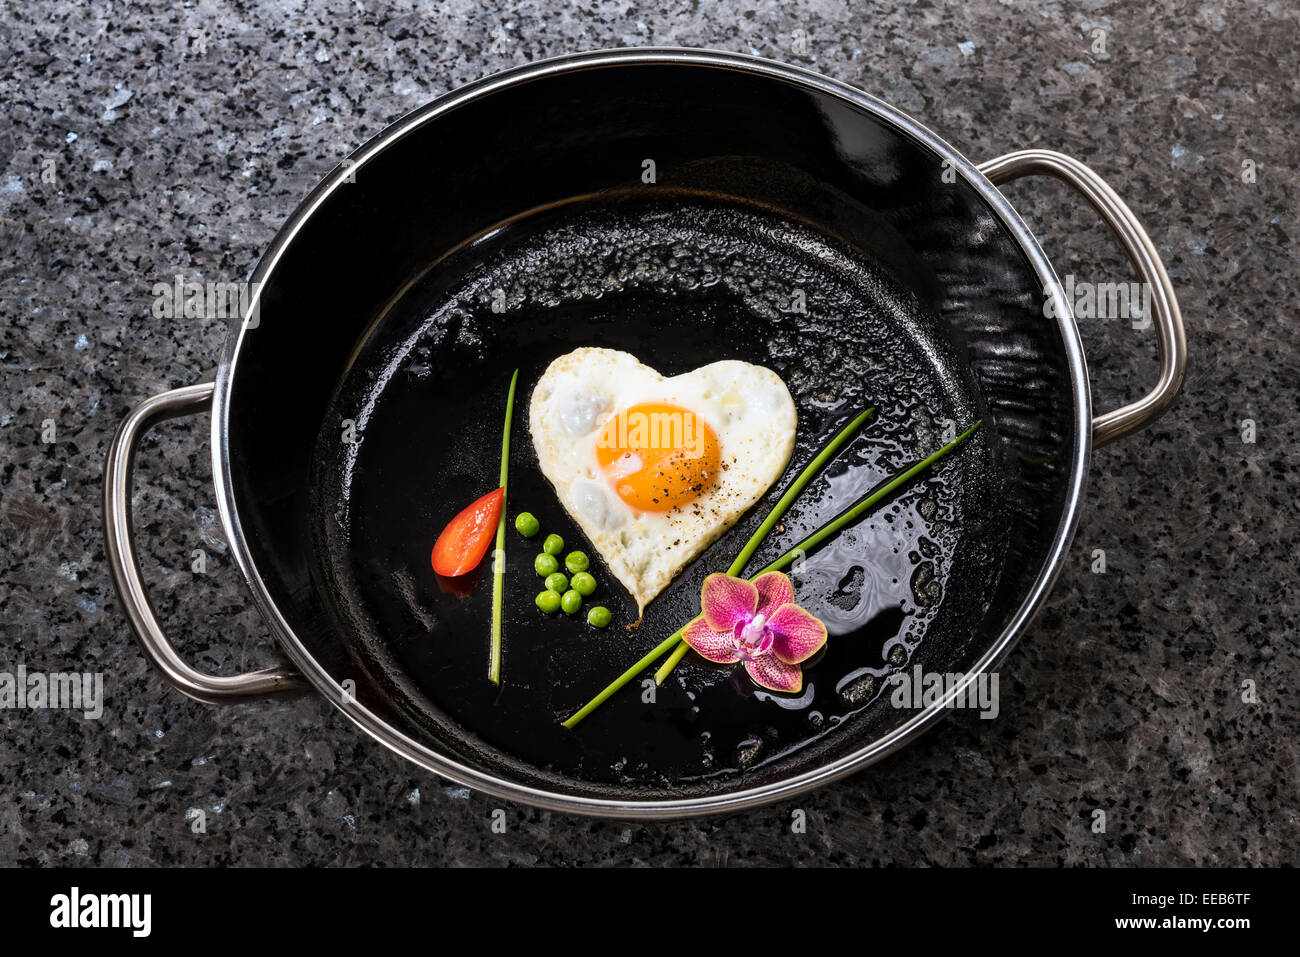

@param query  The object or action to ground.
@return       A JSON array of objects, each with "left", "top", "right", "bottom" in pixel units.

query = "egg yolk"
[{"left": 595, "top": 402, "right": 721, "bottom": 511}]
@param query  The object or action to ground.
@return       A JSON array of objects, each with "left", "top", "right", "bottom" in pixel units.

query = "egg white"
[{"left": 529, "top": 348, "right": 797, "bottom": 614}]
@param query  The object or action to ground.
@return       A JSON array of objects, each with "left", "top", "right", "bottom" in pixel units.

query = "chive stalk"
[
  {"left": 564, "top": 418, "right": 983, "bottom": 726},
  {"left": 488, "top": 369, "right": 519, "bottom": 685}
]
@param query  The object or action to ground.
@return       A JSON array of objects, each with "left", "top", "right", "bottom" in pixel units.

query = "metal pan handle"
[
  {"left": 104, "top": 382, "right": 306, "bottom": 702},
  {"left": 977, "top": 149, "right": 1188, "bottom": 446}
]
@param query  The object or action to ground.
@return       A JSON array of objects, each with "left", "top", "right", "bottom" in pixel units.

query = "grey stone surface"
[{"left": 1, "top": 0, "right": 1296, "bottom": 866}]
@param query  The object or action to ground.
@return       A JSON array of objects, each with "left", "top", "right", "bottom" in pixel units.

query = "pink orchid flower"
[{"left": 682, "top": 571, "right": 828, "bottom": 693}]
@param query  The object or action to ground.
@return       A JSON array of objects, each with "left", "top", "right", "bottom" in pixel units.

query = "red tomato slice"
[{"left": 431, "top": 487, "right": 504, "bottom": 578}]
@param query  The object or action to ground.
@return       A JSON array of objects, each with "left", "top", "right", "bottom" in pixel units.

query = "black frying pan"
[{"left": 105, "top": 49, "right": 1185, "bottom": 816}]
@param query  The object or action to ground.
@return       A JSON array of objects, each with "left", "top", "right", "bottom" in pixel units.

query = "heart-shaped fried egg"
[{"left": 529, "top": 348, "right": 797, "bottom": 613}]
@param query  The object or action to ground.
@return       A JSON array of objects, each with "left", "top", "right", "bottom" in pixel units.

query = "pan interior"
[{"left": 309, "top": 189, "right": 1009, "bottom": 798}]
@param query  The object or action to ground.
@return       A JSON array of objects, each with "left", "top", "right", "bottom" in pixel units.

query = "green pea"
[
  {"left": 586, "top": 605, "right": 612, "bottom": 628},
  {"left": 514, "top": 512, "right": 540, "bottom": 537},
  {"left": 535, "top": 590, "right": 562, "bottom": 614},
  {"left": 543, "top": 533, "right": 565, "bottom": 556},
  {"left": 544, "top": 572, "right": 569, "bottom": 593},
  {"left": 560, "top": 589, "right": 582, "bottom": 615},
  {"left": 564, "top": 550, "right": 589, "bottom": 574},
  {"left": 534, "top": 553, "right": 560, "bottom": 576},
  {"left": 570, "top": 571, "right": 597, "bottom": 597}
]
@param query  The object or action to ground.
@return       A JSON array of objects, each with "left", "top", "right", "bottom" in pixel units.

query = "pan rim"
[{"left": 211, "top": 46, "right": 1091, "bottom": 819}]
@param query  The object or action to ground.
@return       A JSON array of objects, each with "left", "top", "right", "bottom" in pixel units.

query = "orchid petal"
[
  {"left": 700, "top": 574, "right": 758, "bottom": 632},
  {"left": 744, "top": 654, "right": 803, "bottom": 693},
  {"left": 682, "top": 616, "right": 743, "bottom": 664},
  {"left": 767, "top": 603, "right": 828, "bottom": 664},
  {"left": 752, "top": 571, "right": 795, "bottom": 618}
]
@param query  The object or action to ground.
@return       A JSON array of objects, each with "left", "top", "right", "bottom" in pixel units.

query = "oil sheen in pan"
[{"left": 314, "top": 191, "right": 1002, "bottom": 789}]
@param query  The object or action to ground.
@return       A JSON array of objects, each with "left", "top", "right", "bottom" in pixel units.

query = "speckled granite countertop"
[{"left": 2, "top": 0, "right": 1296, "bottom": 866}]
